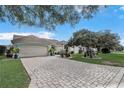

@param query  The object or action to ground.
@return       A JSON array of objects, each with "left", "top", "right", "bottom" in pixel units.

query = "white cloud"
[
  {"left": 0, "top": 31, "right": 55, "bottom": 40},
  {"left": 120, "top": 6, "right": 124, "bottom": 11}
]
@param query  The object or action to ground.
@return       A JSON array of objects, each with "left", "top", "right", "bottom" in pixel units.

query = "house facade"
[{"left": 11, "top": 35, "right": 66, "bottom": 57}]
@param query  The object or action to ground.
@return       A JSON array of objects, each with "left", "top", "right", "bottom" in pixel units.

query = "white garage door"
[{"left": 19, "top": 45, "right": 48, "bottom": 57}]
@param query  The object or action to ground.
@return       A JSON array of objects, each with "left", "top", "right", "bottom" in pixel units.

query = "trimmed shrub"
[
  {"left": 71, "top": 51, "right": 74, "bottom": 54},
  {"left": 101, "top": 48, "right": 111, "bottom": 54}
]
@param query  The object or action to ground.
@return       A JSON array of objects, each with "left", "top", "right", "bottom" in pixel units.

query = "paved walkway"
[{"left": 21, "top": 56, "right": 124, "bottom": 88}]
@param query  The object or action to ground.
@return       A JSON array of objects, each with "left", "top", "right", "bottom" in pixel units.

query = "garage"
[{"left": 19, "top": 45, "right": 48, "bottom": 57}]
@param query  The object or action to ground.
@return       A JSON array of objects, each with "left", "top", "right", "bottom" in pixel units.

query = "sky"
[{"left": 0, "top": 5, "right": 124, "bottom": 46}]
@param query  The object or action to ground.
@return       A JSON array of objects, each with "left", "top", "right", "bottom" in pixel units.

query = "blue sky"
[{"left": 0, "top": 5, "right": 124, "bottom": 45}]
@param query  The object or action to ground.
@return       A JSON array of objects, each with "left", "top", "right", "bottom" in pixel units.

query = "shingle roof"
[{"left": 11, "top": 35, "right": 66, "bottom": 46}]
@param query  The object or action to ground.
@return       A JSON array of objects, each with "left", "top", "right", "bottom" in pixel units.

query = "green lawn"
[
  {"left": 0, "top": 56, "right": 30, "bottom": 88},
  {"left": 71, "top": 53, "right": 124, "bottom": 67}
]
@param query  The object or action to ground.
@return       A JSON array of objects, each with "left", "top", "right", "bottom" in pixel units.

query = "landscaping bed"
[
  {"left": 71, "top": 53, "right": 124, "bottom": 67},
  {"left": 0, "top": 56, "right": 30, "bottom": 88}
]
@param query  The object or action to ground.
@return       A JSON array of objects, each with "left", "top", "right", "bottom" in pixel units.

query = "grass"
[
  {"left": 0, "top": 55, "right": 30, "bottom": 88},
  {"left": 71, "top": 53, "right": 124, "bottom": 67}
]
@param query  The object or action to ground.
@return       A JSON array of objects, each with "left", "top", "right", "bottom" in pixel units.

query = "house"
[
  {"left": 68, "top": 46, "right": 97, "bottom": 54},
  {"left": 68, "top": 46, "right": 87, "bottom": 53},
  {"left": 11, "top": 35, "right": 66, "bottom": 57},
  {"left": 0, "top": 45, "right": 6, "bottom": 55}
]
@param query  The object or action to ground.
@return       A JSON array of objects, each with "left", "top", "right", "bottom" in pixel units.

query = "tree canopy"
[
  {"left": 68, "top": 29, "right": 98, "bottom": 47},
  {"left": 96, "top": 30, "right": 120, "bottom": 50},
  {"left": 0, "top": 5, "right": 105, "bottom": 30},
  {"left": 67, "top": 29, "right": 121, "bottom": 51}
]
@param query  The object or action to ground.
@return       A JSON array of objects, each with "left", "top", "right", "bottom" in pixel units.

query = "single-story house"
[
  {"left": 68, "top": 46, "right": 97, "bottom": 54},
  {"left": 11, "top": 35, "right": 66, "bottom": 57},
  {"left": 0, "top": 45, "right": 6, "bottom": 55}
]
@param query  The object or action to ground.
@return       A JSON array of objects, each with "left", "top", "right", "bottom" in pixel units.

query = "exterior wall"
[
  {"left": 68, "top": 46, "right": 81, "bottom": 53},
  {"left": 48, "top": 45, "right": 64, "bottom": 53},
  {"left": 55, "top": 46, "right": 64, "bottom": 52},
  {"left": 74, "top": 46, "right": 81, "bottom": 53}
]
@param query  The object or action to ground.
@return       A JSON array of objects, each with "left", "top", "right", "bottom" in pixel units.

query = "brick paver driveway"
[{"left": 21, "top": 56, "right": 124, "bottom": 88}]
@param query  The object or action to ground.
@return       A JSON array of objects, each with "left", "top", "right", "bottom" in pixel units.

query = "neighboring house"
[
  {"left": 68, "top": 46, "right": 87, "bottom": 53},
  {"left": 68, "top": 46, "right": 97, "bottom": 53},
  {"left": 0, "top": 45, "right": 6, "bottom": 55},
  {"left": 11, "top": 35, "right": 66, "bottom": 57}
]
